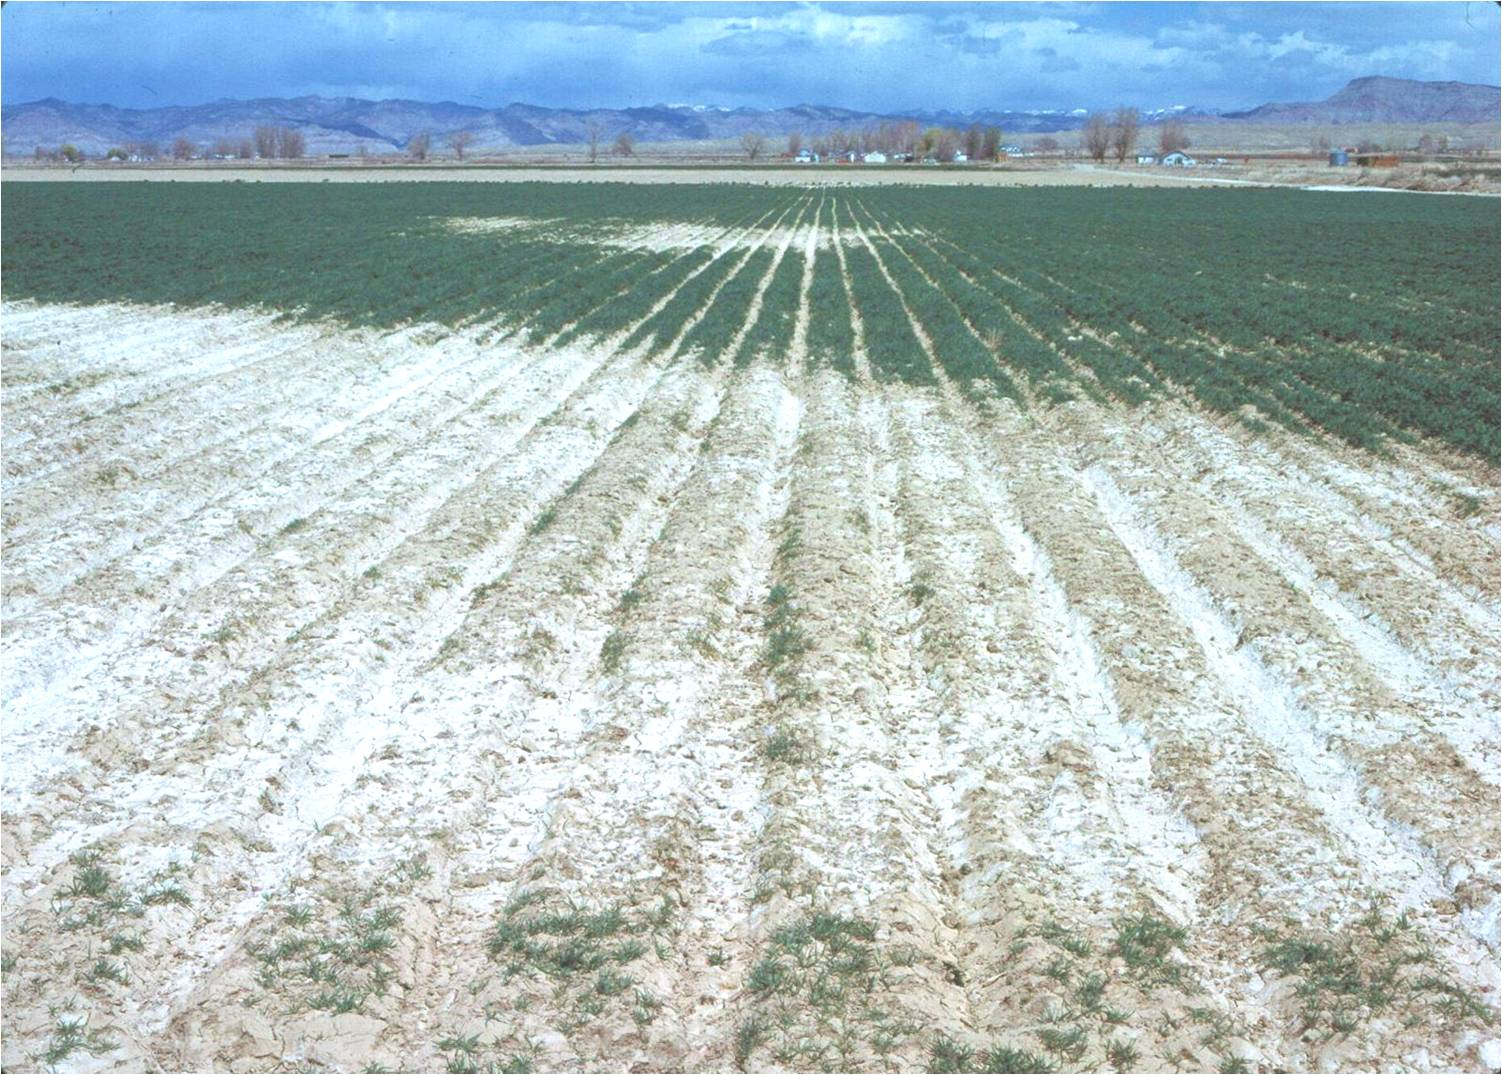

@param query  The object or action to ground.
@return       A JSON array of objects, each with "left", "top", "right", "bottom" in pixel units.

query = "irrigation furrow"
[
  {"left": 1084, "top": 405, "right": 1499, "bottom": 749},
  {"left": 0, "top": 303, "right": 332, "bottom": 441},
  {"left": 1, "top": 315, "right": 341, "bottom": 490},
  {"left": 1071, "top": 442, "right": 1499, "bottom": 946},
  {"left": 5, "top": 340, "right": 699, "bottom": 1074},
  {"left": 825, "top": 197, "right": 874, "bottom": 382},
  {"left": 2, "top": 335, "right": 652, "bottom": 842},
  {"left": 353, "top": 366, "right": 799, "bottom": 1071},
  {"left": 150, "top": 356, "right": 733, "bottom": 1074},
  {"left": 715, "top": 369, "right": 971, "bottom": 1072},
  {"left": 1, "top": 323, "right": 523, "bottom": 608}
]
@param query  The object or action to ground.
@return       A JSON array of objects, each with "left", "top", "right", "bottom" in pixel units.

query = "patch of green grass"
[
  {"left": 760, "top": 724, "right": 810, "bottom": 765},
  {"left": 618, "top": 582, "right": 646, "bottom": 611},
  {"left": 248, "top": 853, "right": 429, "bottom": 1015},
  {"left": 1451, "top": 491, "right": 1482, "bottom": 518},
  {"left": 1036, "top": 1024, "right": 1089, "bottom": 1062},
  {"left": 85, "top": 957, "right": 128, "bottom": 985}
]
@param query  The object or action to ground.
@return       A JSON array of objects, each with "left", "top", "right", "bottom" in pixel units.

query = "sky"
[{"left": 3, "top": 2, "right": 1499, "bottom": 114}]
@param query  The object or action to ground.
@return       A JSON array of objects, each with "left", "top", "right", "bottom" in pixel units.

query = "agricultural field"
[{"left": 1, "top": 181, "right": 1498, "bottom": 1074}]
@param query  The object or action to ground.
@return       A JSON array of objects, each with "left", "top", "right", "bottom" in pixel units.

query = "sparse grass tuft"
[
  {"left": 40, "top": 1015, "right": 117, "bottom": 1068},
  {"left": 1106, "top": 1037, "right": 1140, "bottom": 1070},
  {"left": 600, "top": 629, "right": 628, "bottom": 673},
  {"left": 737, "top": 910, "right": 914, "bottom": 1069},
  {"left": 929, "top": 1035, "right": 1056, "bottom": 1074},
  {"left": 1255, "top": 904, "right": 1494, "bottom": 1036},
  {"left": 485, "top": 888, "right": 668, "bottom": 1033},
  {"left": 1112, "top": 913, "right": 1188, "bottom": 987}
]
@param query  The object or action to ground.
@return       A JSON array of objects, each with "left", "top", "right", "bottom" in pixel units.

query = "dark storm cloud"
[{"left": 2, "top": 2, "right": 1497, "bottom": 113}]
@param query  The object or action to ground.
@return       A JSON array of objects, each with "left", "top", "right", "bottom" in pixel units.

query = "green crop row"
[{"left": 2, "top": 181, "right": 1494, "bottom": 459}]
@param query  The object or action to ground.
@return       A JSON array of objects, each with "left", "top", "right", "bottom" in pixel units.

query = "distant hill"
[
  {"left": 2, "top": 76, "right": 1495, "bottom": 157},
  {"left": 1, "top": 95, "right": 1160, "bottom": 157},
  {"left": 1224, "top": 75, "right": 1499, "bottom": 124}
]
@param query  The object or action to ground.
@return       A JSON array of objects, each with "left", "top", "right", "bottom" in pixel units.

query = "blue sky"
[{"left": 3, "top": 2, "right": 1498, "bottom": 113}]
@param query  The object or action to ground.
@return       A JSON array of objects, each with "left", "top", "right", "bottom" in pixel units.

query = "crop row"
[{"left": 3, "top": 181, "right": 1495, "bottom": 459}]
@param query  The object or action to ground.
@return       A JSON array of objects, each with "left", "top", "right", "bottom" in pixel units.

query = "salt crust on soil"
[{"left": 1, "top": 290, "right": 1498, "bottom": 1073}]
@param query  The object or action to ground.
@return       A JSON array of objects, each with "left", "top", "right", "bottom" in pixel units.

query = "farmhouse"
[
  {"left": 862, "top": 151, "right": 887, "bottom": 164},
  {"left": 1137, "top": 153, "right": 1159, "bottom": 165},
  {"left": 1161, "top": 151, "right": 1197, "bottom": 167}
]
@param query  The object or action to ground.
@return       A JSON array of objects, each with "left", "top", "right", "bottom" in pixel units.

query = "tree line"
[{"left": 762, "top": 121, "right": 1006, "bottom": 161}]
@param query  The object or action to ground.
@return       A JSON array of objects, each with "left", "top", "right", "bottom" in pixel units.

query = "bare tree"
[
  {"left": 1158, "top": 119, "right": 1190, "bottom": 156},
  {"left": 1311, "top": 132, "right": 1331, "bottom": 155},
  {"left": 1082, "top": 113, "right": 1110, "bottom": 161},
  {"left": 275, "top": 127, "right": 305, "bottom": 159},
  {"left": 172, "top": 136, "right": 196, "bottom": 160},
  {"left": 585, "top": 120, "right": 602, "bottom": 163},
  {"left": 1035, "top": 135, "right": 1060, "bottom": 155},
  {"left": 237, "top": 138, "right": 254, "bottom": 159},
  {"left": 981, "top": 125, "right": 1002, "bottom": 161},
  {"left": 212, "top": 138, "right": 236, "bottom": 158},
  {"left": 613, "top": 131, "right": 636, "bottom": 157},
  {"left": 408, "top": 131, "right": 431, "bottom": 161},
  {"left": 787, "top": 131, "right": 802, "bottom": 157},
  {"left": 741, "top": 131, "right": 766, "bottom": 160},
  {"left": 254, "top": 124, "right": 278, "bottom": 159},
  {"left": 963, "top": 123, "right": 983, "bottom": 160},
  {"left": 447, "top": 131, "right": 476, "bottom": 160},
  {"left": 1110, "top": 107, "right": 1139, "bottom": 163}
]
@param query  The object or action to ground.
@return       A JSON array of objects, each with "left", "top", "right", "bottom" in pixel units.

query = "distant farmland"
[{"left": 2, "top": 181, "right": 1497, "bottom": 1073}]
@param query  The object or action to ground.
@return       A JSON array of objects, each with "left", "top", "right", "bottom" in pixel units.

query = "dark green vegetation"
[{"left": 3, "top": 181, "right": 1495, "bottom": 459}]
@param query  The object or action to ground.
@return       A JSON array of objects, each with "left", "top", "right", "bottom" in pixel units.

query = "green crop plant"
[
  {"left": 739, "top": 249, "right": 804, "bottom": 367},
  {"left": 804, "top": 245, "right": 857, "bottom": 377},
  {"left": 3, "top": 182, "right": 1494, "bottom": 459}
]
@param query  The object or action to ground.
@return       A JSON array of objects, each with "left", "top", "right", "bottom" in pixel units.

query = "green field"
[{"left": 3, "top": 182, "right": 1496, "bottom": 459}]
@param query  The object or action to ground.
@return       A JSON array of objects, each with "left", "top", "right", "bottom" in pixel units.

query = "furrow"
[
  {"left": 2, "top": 334, "right": 633, "bottom": 827},
  {"left": 152, "top": 354, "right": 724, "bottom": 1073},
  {"left": 1074, "top": 446, "right": 1498, "bottom": 952},
  {"left": 2, "top": 318, "right": 528, "bottom": 612}
]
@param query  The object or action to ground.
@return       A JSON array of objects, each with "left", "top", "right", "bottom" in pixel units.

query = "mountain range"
[{"left": 3, "top": 76, "right": 1495, "bottom": 157}]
